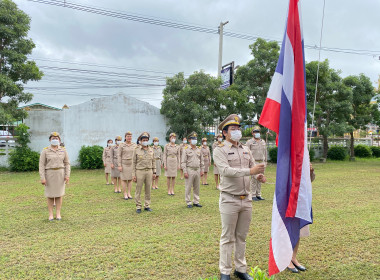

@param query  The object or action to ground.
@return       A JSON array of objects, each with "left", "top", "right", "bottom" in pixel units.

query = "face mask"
[
  {"left": 183, "top": 140, "right": 187, "bottom": 144},
  {"left": 171, "top": 138, "right": 176, "bottom": 143},
  {"left": 154, "top": 142, "right": 159, "bottom": 146},
  {"left": 230, "top": 130, "right": 242, "bottom": 142},
  {"left": 254, "top": 133, "right": 261, "bottom": 139},
  {"left": 191, "top": 139, "right": 197, "bottom": 145},
  {"left": 141, "top": 141, "right": 149, "bottom": 146},
  {"left": 203, "top": 142, "right": 207, "bottom": 146},
  {"left": 51, "top": 139, "right": 59, "bottom": 146},
  {"left": 116, "top": 141, "right": 121, "bottom": 145},
  {"left": 218, "top": 137, "right": 223, "bottom": 142},
  {"left": 108, "top": 143, "right": 113, "bottom": 147}
]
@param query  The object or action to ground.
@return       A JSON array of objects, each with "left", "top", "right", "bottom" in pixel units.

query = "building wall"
[{"left": 25, "top": 94, "right": 168, "bottom": 165}]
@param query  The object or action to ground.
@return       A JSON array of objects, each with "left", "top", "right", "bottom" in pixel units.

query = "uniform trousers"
[
  {"left": 135, "top": 169, "right": 152, "bottom": 209},
  {"left": 219, "top": 192, "right": 252, "bottom": 275},
  {"left": 250, "top": 160, "right": 263, "bottom": 197},
  {"left": 185, "top": 168, "right": 200, "bottom": 205}
]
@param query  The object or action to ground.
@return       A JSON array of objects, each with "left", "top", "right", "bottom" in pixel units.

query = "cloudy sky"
[{"left": 15, "top": 0, "right": 380, "bottom": 109}]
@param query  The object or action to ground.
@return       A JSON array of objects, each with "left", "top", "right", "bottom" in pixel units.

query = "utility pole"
[{"left": 217, "top": 21, "right": 229, "bottom": 77}]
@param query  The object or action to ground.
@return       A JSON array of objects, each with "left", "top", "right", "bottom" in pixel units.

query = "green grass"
[{"left": 0, "top": 159, "right": 379, "bottom": 280}]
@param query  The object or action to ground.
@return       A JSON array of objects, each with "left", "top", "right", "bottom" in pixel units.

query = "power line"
[{"left": 27, "top": 0, "right": 380, "bottom": 57}]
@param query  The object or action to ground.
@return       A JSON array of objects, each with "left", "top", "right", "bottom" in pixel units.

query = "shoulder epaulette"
[
  {"left": 43, "top": 146, "right": 49, "bottom": 149},
  {"left": 184, "top": 146, "right": 188, "bottom": 150},
  {"left": 218, "top": 143, "right": 225, "bottom": 147}
]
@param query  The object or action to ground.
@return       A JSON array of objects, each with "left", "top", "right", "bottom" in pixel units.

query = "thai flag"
[{"left": 258, "top": 0, "right": 313, "bottom": 276}]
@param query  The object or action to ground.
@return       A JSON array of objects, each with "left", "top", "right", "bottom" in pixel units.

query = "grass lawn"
[{"left": 0, "top": 159, "right": 379, "bottom": 280}]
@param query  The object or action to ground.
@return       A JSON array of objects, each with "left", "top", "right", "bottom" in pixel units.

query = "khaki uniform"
[
  {"left": 213, "top": 141, "right": 256, "bottom": 275},
  {"left": 39, "top": 145, "right": 71, "bottom": 198},
  {"left": 102, "top": 146, "right": 112, "bottom": 173},
  {"left": 153, "top": 145, "right": 163, "bottom": 176},
  {"left": 163, "top": 144, "right": 180, "bottom": 177},
  {"left": 179, "top": 143, "right": 188, "bottom": 170},
  {"left": 132, "top": 146, "right": 156, "bottom": 209},
  {"left": 110, "top": 145, "right": 121, "bottom": 178},
  {"left": 201, "top": 145, "right": 211, "bottom": 173},
  {"left": 117, "top": 142, "right": 137, "bottom": 181},
  {"left": 181, "top": 145, "right": 204, "bottom": 205},
  {"left": 245, "top": 138, "right": 267, "bottom": 197},
  {"left": 212, "top": 141, "right": 222, "bottom": 175}
]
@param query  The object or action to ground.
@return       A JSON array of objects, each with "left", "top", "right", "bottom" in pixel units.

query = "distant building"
[{"left": 23, "top": 93, "right": 168, "bottom": 165}]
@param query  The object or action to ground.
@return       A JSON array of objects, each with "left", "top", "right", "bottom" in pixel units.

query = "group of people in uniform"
[{"left": 38, "top": 113, "right": 313, "bottom": 280}]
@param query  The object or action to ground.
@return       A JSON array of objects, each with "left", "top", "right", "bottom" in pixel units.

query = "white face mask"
[
  {"left": 154, "top": 142, "right": 159, "bottom": 146},
  {"left": 171, "top": 138, "right": 176, "bottom": 143},
  {"left": 191, "top": 139, "right": 197, "bottom": 145},
  {"left": 183, "top": 140, "right": 187, "bottom": 144},
  {"left": 116, "top": 141, "right": 121, "bottom": 145},
  {"left": 203, "top": 142, "right": 207, "bottom": 146},
  {"left": 108, "top": 142, "right": 113, "bottom": 147},
  {"left": 218, "top": 137, "right": 223, "bottom": 142},
  {"left": 51, "top": 139, "right": 60, "bottom": 146},
  {"left": 230, "top": 130, "right": 242, "bottom": 142},
  {"left": 141, "top": 141, "right": 149, "bottom": 146},
  {"left": 254, "top": 133, "right": 261, "bottom": 139}
]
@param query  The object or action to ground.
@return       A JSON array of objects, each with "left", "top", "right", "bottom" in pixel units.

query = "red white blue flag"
[{"left": 259, "top": 0, "right": 313, "bottom": 275}]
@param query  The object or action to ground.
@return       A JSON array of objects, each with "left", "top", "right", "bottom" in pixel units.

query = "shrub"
[
  {"left": 243, "top": 127, "right": 254, "bottom": 137},
  {"left": 78, "top": 145, "right": 104, "bottom": 169},
  {"left": 8, "top": 124, "right": 40, "bottom": 172},
  {"left": 354, "top": 144, "right": 372, "bottom": 158},
  {"left": 327, "top": 146, "right": 347, "bottom": 161},
  {"left": 268, "top": 147, "right": 278, "bottom": 163},
  {"left": 370, "top": 146, "right": 380, "bottom": 158},
  {"left": 309, "top": 149, "right": 315, "bottom": 162},
  {"left": 249, "top": 266, "right": 274, "bottom": 280}
]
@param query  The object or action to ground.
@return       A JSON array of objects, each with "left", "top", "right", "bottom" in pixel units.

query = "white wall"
[{"left": 25, "top": 93, "right": 168, "bottom": 165}]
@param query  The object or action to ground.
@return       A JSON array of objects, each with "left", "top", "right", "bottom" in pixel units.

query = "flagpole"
[{"left": 308, "top": 0, "right": 326, "bottom": 151}]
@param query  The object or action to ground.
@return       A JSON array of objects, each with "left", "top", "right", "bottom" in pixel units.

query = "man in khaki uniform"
[
  {"left": 245, "top": 125, "right": 267, "bottom": 201},
  {"left": 213, "top": 114, "right": 266, "bottom": 280},
  {"left": 179, "top": 137, "right": 188, "bottom": 179},
  {"left": 212, "top": 133, "right": 223, "bottom": 189},
  {"left": 181, "top": 132, "right": 204, "bottom": 208},
  {"left": 132, "top": 132, "right": 156, "bottom": 213}
]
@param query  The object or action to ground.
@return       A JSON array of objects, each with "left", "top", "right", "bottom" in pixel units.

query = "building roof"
[{"left": 19, "top": 103, "right": 62, "bottom": 111}]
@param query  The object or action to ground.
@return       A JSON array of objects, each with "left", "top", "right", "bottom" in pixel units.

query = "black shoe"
[
  {"left": 124, "top": 197, "right": 129, "bottom": 200},
  {"left": 136, "top": 209, "right": 141, "bottom": 214},
  {"left": 286, "top": 267, "right": 299, "bottom": 273},
  {"left": 292, "top": 261, "right": 306, "bottom": 271},
  {"left": 256, "top": 196, "right": 265, "bottom": 200},
  {"left": 193, "top": 203, "right": 202, "bottom": 207},
  {"left": 252, "top": 197, "right": 259, "bottom": 201},
  {"left": 144, "top": 207, "right": 152, "bottom": 212},
  {"left": 220, "top": 273, "right": 231, "bottom": 280},
  {"left": 187, "top": 205, "right": 193, "bottom": 208},
  {"left": 234, "top": 270, "right": 253, "bottom": 280}
]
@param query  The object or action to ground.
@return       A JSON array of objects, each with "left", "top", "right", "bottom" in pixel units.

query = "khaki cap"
[
  {"left": 169, "top": 133, "right": 177, "bottom": 138},
  {"left": 49, "top": 132, "right": 61, "bottom": 140},
  {"left": 139, "top": 132, "right": 150, "bottom": 141},
  {"left": 216, "top": 133, "right": 223, "bottom": 138},
  {"left": 125, "top": 131, "right": 132, "bottom": 136},
  {"left": 153, "top": 137, "right": 159, "bottom": 141},
  {"left": 202, "top": 137, "right": 207, "bottom": 141},
  {"left": 116, "top": 135, "right": 122, "bottom": 141},
  {"left": 252, "top": 125, "right": 261, "bottom": 132},
  {"left": 218, "top": 114, "right": 241, "bottom": 130},
  {"left": 188, "top": 131, "right": 198, "bottom": 139}
]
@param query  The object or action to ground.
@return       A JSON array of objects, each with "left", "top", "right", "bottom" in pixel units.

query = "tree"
[
  {"left": 233, "top": 38, "right": 280, "bottom": 121},
  {"left": 306, "top": 60, "right": 352, "bottom": 158},
  {"left": 0, "top": 0, "right": 43, "bottom": 124},
  {"left": 160, "top": 71, "right": 221, "bottom": 139},
  {"left": 343, "top": 74, "right": 377, "bottom": 158}
]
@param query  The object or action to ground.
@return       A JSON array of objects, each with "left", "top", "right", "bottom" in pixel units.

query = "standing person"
[
  {"left": 39, "top": 132, "right": 71, "bottom": 221},
  {"left": 200, "top": 137, "right": 211, "bottom": 185},
  {"left": 118, "top": 132, "right": 137, "bottom": 200},
  {"left": 213, "top": 114, "right": 266, "bottom": 280},
  {"left": 181, "top": 132, "right": 204, "bottom": 208},
  {"left": 102, "top": 139, "right": 113, "bottom": 185},
  {"left": 132, "top": 132, "right": 156, "bottom": 213},
  {"left": 245, "top": 125, "right": 267, "bottom": 201},
  {"left": 179, "top": 137, "right": 188, "bottom": 179},
  {"left": 212, "top": 133, "right": 223, "bottom": 190},
  {"left": 163, "top": 133, "right": 180, "bottom": 195},
  {"left": 152, "top": 137, "right": 163, "bottom": 189},
  {"left": 287, "top": 164, "right": 315, "bottom": 273},
  {"left": 110, "top": 136, "right": 122, "bottom": 193}
]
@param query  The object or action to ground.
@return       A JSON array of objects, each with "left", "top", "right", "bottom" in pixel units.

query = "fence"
[{"left": 0, "top": 137, "right": 17, "bottom": 167}]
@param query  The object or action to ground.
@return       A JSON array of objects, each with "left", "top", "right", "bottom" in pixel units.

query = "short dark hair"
[{"left": 222, "top": 126, "right": 229, "bottom": 140}]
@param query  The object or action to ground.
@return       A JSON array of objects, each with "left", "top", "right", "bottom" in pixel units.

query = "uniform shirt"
[
  {"left": 245, "top": 138, "right": 267, "bottom": 162},
  {"left": 39, "top": 145, "right": 71, "bottom": 181},
  {"left": 179, "top": 143, "right": 188, "bottom": 160},
  {"left": 163, "top": 144, "right": 180, "bottom": 167},
  {"left": 181, "top": 145, "right": 204, "bottom": 174},
  {"left": 110, "top": 145, "right": 120, "bottom": 166},
  {"left": 153, "top": 145, "right": 163, "bottom": 163},
  {"left": 201, "top": 145, "right": 211, "bottom": 164},
  {"left": 117, "top": 142, "right": 137, "bottom": 166},
  {"left": 102, "top": 146, "right": 112, "bottom": 164},
  {"left": 213, "top": 141, "right": 255, "bottom": 196},
  {"left": 132, "top": 146, "right": 156, "bottom": 177}
]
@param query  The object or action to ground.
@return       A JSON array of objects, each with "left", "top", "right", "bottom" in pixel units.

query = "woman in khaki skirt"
[
  {"left": 152, "top": 137, "right": 163, "bottom": 189},
  {"left": 39, "top": 132, "right": 70, "bottom": 221},
  {"left": 118, "top": 132, "right": 136, "bottom": 200},
  {"left": 102, "top": 139, "right": 113, "bottom": 185},
  {"left": 110, "top": 136, "right": 122, "bottom": 193},
  {"left": 212, "top": 133, "right": 223, "bottom": 189},
  {"left": 163, "top": 133, "right": 180, "bottom": 195},
  {"left": 200, "top": 137, "right": 211, "bottom": 185}
]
